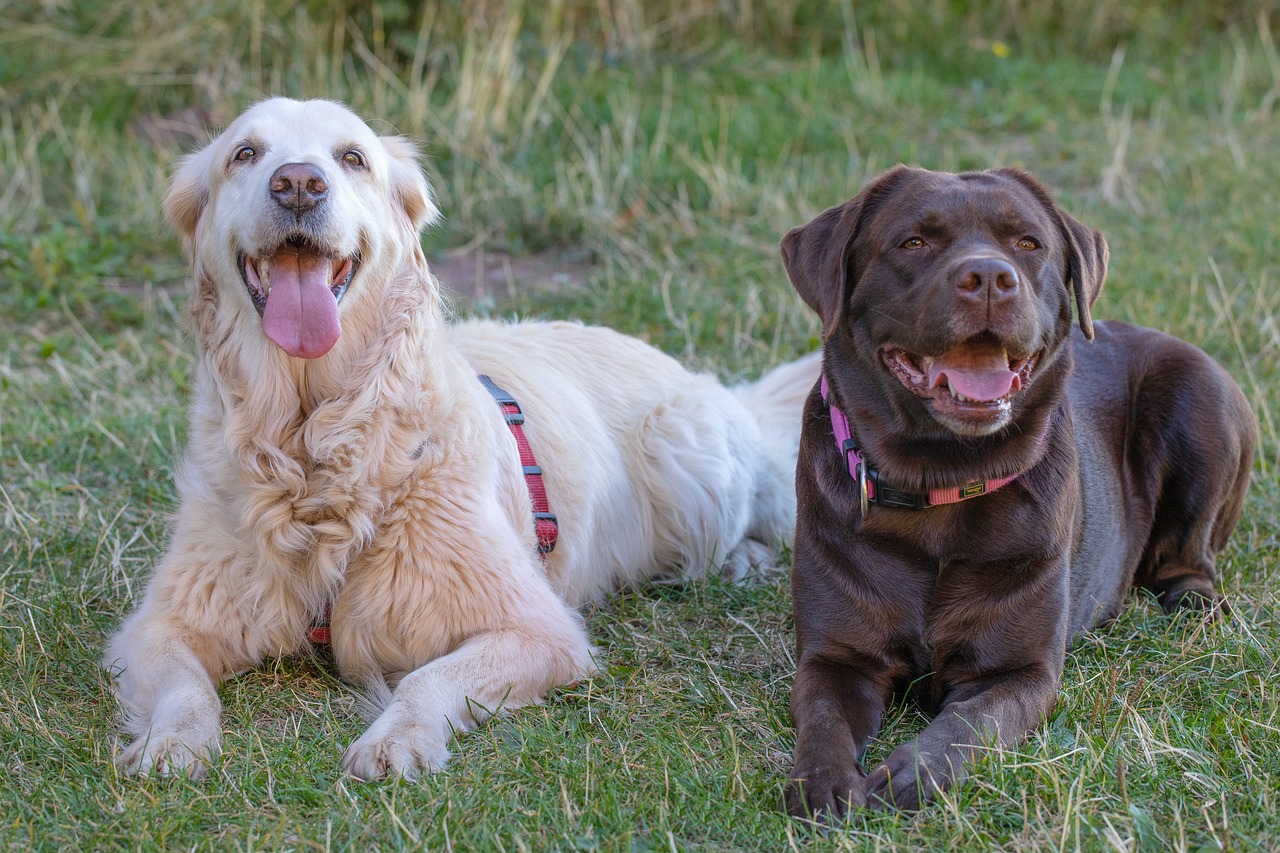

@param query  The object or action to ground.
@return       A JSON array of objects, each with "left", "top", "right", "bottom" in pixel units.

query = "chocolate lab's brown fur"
[{"left": 782, "top": 166, "right": 1256, "bottom": 817}]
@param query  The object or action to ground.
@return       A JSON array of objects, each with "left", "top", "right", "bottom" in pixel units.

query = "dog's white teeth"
[{"left": 260, "top": 258, "right": 271, "bottom": 294}]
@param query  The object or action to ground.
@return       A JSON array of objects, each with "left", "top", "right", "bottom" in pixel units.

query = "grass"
[{"left": 2, "top": 1, "right": 1279, "bottom": 849}]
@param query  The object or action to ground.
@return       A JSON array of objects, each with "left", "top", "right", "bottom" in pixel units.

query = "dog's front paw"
[
  {"left": 116, "top": 731, "right": 218, "bottom": 779},
  {"left": 784, "top": 759, "right": 867, "bottom": 823},
  {"left": 1156, "top": 577, "right": 1229, "bottom": 618},
  {"left": 864, "top": 743, "right": 956, "bottom": 811},
  {"left": 343, "top": 707, "right": 452, "bottom": 780}
]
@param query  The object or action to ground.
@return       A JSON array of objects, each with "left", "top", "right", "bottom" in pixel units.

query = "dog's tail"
[
  {"left": 732, "top": 351, "right": 822, "bottom": 464},
  {"left": 727, "top": 350, "right": 822, "bottom": 551}
]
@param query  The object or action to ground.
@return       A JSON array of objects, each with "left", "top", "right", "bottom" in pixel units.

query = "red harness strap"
[
  {"left": 307, "top": 621, "right": 331, "bottom": 645},
  {"left": 477, "top": 374, "right": 559, "bottom": 555},
  {"left": 306, "top": 375, "right": 558, "bottom": 646}
]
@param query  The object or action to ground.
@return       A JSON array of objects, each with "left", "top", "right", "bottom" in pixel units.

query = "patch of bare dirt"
[{"left": 431, "top": 248, "right": 591, "bottom": 303}]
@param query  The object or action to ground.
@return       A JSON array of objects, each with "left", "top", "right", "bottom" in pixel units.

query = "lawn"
[{"left": 1, "top": 1, "right": 1278, "bottom": 849}]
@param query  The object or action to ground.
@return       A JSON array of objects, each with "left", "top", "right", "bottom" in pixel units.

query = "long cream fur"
[{"left": 103, "top": 97, "right": 819, "bottom": 779}]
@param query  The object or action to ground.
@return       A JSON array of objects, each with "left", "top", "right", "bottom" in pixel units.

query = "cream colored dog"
[{"left": 103, "top": 97, "right": 818, "bottom": 779}]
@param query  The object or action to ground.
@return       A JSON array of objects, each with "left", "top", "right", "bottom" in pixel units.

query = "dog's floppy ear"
[
  {"left": 163, "top": 142, "right": 217, "bottom": 254},
  {"left": 780, "top": 200, "right": 860, "bottom": 339},
  {"left": 1057, "top": 209, "right": 1108, "bottom": 341},
  {"left": 380, "top": 134, "right": 441, "bottom": 235},
  {"left": 781, "top": 166, "right": 909, "bottom": 339},
  {"left": 995, "top": 168, "right": 1109, "bottom": 340}
]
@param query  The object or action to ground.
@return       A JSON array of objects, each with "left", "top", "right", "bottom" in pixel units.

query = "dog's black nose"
[
  {"left": 269, "top": 163, "right": 329, "bottom": 214},
  {"left": 956, "top": 257, "right": 1019, "bottom": 303}
]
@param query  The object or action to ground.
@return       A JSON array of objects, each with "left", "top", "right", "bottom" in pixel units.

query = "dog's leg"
[
  {"left": 102, "top": 525, "right": 298, "bottom": 777},
  {"left": 862, "top": 663, "right": 1062, "bottom": 811},
  {"left": 862, "top": 562, "right": 1071, "bottom": 811},
  {"left": 341, "top": 604, "right": 595, "bottom": 779},
  {"left": 785, "top": 659, "right": 890, "bottom": 820},
  {"left": 1136, "top": 446, "right": 1253, "bottom": 615},
  {"left": 1122, "top": 341, "right": 1256, "bottom": 616},
  {"left": 784, "top": 524, "right": 918, "bottom": 821},
  {"left": 1141, "top": 551, "right": 1228, "bottom": 615},
  {"left": 103, "top": 611, "right": 228, "bottom": 778}
]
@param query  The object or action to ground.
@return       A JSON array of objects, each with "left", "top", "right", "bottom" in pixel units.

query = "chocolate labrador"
[{"left": 781, "top": 166, "right": 1256, "bottom": 817}]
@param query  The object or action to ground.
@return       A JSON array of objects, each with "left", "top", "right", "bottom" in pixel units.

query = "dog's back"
[{"left": 449, "top": 319, "right": 819, "bottom": 603}]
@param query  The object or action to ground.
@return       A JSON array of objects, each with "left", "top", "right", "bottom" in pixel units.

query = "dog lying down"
[
  {"left": 782, "top": 166, "right": 1256, "bottom": 817},
  {"left": 103, "top": 97, "right": 820, "bottom": 779}
]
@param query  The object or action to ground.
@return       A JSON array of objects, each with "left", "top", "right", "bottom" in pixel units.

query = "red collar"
[
  {"left": 306, "top": 375, "right": 558, "bottom": 646},
  {"left": 821, "top": 373, "right": 1034, "bottom": 518}
]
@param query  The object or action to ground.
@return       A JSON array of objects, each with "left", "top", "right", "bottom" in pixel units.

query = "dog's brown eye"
[
  {"left": 900, "top": 237, "right": 926, "bottom": 250},
  {"left": 342, "top": 150, "right": 365, "bottom": 168},
  {"left": 1016, "top": 237, "right": 1040, "bottom": 250},
  {"left": 234, "top": 146, "right": 256, "bottom": 162}
]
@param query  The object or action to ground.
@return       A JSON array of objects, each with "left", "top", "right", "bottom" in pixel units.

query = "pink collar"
[{"left": 821, "top": 373, "right": 1028, "bottom": 518}]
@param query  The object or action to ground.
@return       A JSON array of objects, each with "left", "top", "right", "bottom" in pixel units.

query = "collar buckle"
[{"left": 855, "top": 461, "right": 870, "bottom": 520}]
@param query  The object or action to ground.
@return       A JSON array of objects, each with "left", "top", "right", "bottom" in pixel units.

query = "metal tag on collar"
[{"left": 855, "top": 461, "right": 870, "bottom": 520}]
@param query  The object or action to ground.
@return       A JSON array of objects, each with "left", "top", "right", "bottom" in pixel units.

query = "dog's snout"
[
  {"left": 270, "top": 163, "right": 329, "bottom": 214},
  {"left": 955, "top": 257, "right": 1019, "bottom": 303}
]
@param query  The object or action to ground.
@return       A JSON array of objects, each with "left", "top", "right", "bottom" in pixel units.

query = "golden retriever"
[{"left": 103, "top": 97, "right": 819, "bottom": 779}]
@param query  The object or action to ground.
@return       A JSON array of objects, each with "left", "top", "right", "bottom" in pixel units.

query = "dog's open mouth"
[
  {"left": 239, "top": 236, "right": 358, "bottom": 359},
  {"left": 882, "top": 337, "right": 1039, "bottom": 426}
]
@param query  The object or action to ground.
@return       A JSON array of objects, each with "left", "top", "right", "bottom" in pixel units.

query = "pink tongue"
[
  {"left": 926, "top": 344, "right": 1018, "bottom": 401},
  {"left": 261, "top": 250, "right": 341, "bottom": 359}
]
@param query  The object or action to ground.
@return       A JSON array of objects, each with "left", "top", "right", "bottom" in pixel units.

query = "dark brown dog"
[{"left": 782, "top": 166, "right": 1256, "bottom": 818}]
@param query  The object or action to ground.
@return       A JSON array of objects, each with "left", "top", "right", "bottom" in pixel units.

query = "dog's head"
[
  {"left": 783, "top": 166, "right": 1108, "bottom": 437},
  {"left": 164, "top": 97, "right": 440, "bottom": 359}
]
